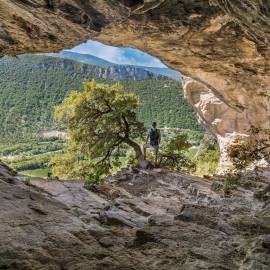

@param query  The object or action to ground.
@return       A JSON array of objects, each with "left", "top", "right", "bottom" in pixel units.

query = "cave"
[
  {"left": 1, "top": 0, "right": 270, "bottom": 171},
  {"left": 1, "top": 1, "right": 270, "bottom": 269}
]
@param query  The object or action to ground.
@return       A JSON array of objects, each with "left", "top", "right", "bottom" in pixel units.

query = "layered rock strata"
[
  {"left": 183, "top": 77, "right": 251, "bottom": 172},
  {"left": 1, "top": 164, "right": 270, "bottom": 269}
]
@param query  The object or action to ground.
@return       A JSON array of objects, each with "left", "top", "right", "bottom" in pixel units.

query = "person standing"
[{"left": 143, "top": 122, "right": 161, "bottom": 166}]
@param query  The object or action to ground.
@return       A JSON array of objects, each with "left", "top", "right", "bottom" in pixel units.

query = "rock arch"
[{"left": 1, "top": 0, "right": 270, "bottom": 171}]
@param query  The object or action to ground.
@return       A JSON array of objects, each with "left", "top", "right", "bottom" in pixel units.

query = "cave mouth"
[{"left": 0, "top": 40, "right": 216, "bottom": 179}]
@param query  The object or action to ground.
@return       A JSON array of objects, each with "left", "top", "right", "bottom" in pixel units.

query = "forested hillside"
[
  {"left": 55, "top": 51, "right": 181, "bottom": 80},
  {"left": 0, "top": 54, "right": 201, "bottom": 143}
]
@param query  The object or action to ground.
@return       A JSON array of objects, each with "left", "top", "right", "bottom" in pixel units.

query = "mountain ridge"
[
  {"left": 0, "top": 54, "right": 200, "bottom": 142},
  {"left": 51, "top": 51, "right": 181, "bottom": 80}
]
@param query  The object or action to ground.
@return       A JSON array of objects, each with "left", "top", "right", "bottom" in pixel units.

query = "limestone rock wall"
[
  {"left": 182, "top": 77, "right": 251, "bottom": 172},
  {"left": 0, "top": 0, "right": 129, "bottom": 55},
  {"left": 98, "top": 0, "right": 270, "bottom": 171},
  {"left": 94, "top": 65, "right": 167, "bottom": 81},
  {"left": 1, "top": 0, "right": 270, "bottom": 170}
]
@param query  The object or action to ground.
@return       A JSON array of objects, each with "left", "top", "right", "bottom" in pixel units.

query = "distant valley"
[{"left": 0, "top": 54, "right": 197, "bottom": 143}]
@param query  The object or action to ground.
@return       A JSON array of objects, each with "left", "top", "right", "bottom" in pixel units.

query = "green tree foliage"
[
  {"left": 0, "top": 138, "right": 65, "bottom": 173},
  {"left": 84, "top": 166, "right": 105, "bottom": 190},
  {"left": 49, "top": 143, "right": 94, "bottom": 180},
  {"left": 227, "top": 126, "right": 270, "bottom": 171},
  {"left": 193, "top": 134, "right": 220, "bottom": 176},
  {"left": 0, "top": 55, "right": 97, "bottom": 142},
  {"left": 159, "top": 134, "right": 196, "bottom": 174},
  {"left": 123, "top": 80, "right": 201, "bottom": 130},
  {"left": 0, "top": 55, "right": 201, "bottom": 143},
  {"left": 52, "top": 81, "right": 146, "bottom": 179}
]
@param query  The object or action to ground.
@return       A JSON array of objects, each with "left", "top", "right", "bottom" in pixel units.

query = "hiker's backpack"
[{"left": 149, "top": 128, "right": 159, "bottom": 146}]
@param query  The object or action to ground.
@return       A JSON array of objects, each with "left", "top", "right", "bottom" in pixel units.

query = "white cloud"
[{"left": 69, "top": 40, "right": 166, "bottom": 68}]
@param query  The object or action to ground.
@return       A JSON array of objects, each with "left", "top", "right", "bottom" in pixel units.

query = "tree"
[
  {"left": 227, "top": 126, "right": 270, "bottom": 171},
  {"left": 193, "top": 133, "right": 220, "bottom": 176},
  {"left": 227, "top": 92, "right": 270, "bottom": 172},
  {"left": 49, "top": 142, "right": 94, "bottom": 180},
  {"left": 53, "top": 80, "right": 147, "bottom": 178},
  {"left": 159, "top": 134, "right": 196, "bottom": 174}
]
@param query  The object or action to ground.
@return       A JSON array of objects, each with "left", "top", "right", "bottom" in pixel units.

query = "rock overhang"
[{"left": 1, "top": 0, "right": 270, "bottom": 171}]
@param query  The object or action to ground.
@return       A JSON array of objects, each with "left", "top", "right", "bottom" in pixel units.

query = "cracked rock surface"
[{"left": 1, "top": 163, "right": 270, "bottom": 269}]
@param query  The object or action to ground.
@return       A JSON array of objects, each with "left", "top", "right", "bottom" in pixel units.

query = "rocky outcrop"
[
  {"left": 0, "top": 0, "right": 129, "bottom": 55},
  {"left": 0, "top": 160, "right": 17, "bottom": 180},
  {"left": 2, "top": 2, "right": 270, "bottom": 268},
  {"left": 1, "top": 1, "right": 270, "bottom": 170},
  {"left": 1, "top": 167, "right": 270, "bottom": 269},
  {"left": 183, "top": 77, "right": 251, "bottom": 172},
  {"left": 94, "top": 65, "right": 167, "bottom": 81},
  {"left": 97, "top": 1, "right": 270, "bottom": 171}
]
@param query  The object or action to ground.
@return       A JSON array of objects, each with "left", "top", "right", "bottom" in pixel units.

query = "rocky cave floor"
[{"left": 0, "top": 162, "right": 270, "bottom": 270}]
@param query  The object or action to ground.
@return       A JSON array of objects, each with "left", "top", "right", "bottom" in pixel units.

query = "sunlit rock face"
[
  {"left": 94, "top": 65, "right": 167, "bottom": 81},
  {"left": 1, "top": 0, "right": 270, "bottom": 170},
  {"left": 97, "top": 0, "right": 270, "bottom": 171},
  {"left": 183, "top": 77, "right": 251, "bottom": 172}
]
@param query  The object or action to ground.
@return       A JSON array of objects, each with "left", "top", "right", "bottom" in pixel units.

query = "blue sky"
[{"left": 69, "top": 40, "right": 167, "bottom": 68}]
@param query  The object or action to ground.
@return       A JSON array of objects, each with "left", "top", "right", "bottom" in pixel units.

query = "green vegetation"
[
  {"left": 159, "top": 134, "right": 196, "bottom": 174},
  {"left": 0, "top": 140, "right": 63, "bottom": 157},
  {"left": 21, "top": 168, "right": 51, "bottom": 178},
  {"left": 84, "top": 166, "right": 105, "bottom": 190},
  {"left": 227, "top": 126, "right": 270, "bottom": 172},
  {"left": 0, "top": 54, "right": 201, "bottom": 143},
  {"left": 0, "top": 138, "right": 65, "bottom": 177},
  {"left": 193, "top": 148, "right": 220, "bottom": 176},
  {"left": 123, "top": 80, "right": 200, "bottom": 130},
  {"left": 192, "top": 134, "right": 220, "bottom": 176},
  {"left": 51, "top": 81, "right": 198, "bottom": 181},
  {"left": 51, "top": 81, "right": 146, "bottom": 180},
  {"left": 0, "top": 129, "right": 210, "bottom": 179},
  {"left": 223, "top": 173, "right": 240, "bottom": 195},
  {"left": 0, "top": 54, "right": 215, "bottom": 179},
  {"left": 22, "top": 177, "right": 32, "bottom": 186}
]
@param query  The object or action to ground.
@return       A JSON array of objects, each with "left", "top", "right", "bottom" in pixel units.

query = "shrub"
[
  {"left": 84, "top": 166, "right": 105, "bottom": 190},
  {"left": 223, "top": 172, "right": 240, "bottom": 195},
  {"left": 193, "top": 134, "right": 220, "bottom": 176},
  {"left": 22, "top": 177, "right": 32, "bottom": 186},
  {"left": 159, "top": 134, "right": 196, "bottom": 174}
]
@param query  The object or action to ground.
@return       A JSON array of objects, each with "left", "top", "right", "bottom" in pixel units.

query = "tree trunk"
[{"left": 124, "top": 138, "right": 150, "bottom": 169}]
